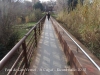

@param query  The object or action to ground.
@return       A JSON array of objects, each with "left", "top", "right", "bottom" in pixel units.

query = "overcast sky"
[
  {"left": 25, "top": 0, "right": 53, "bottom": 2},
  {"left": 40, "top": 0, "right": 51, "bottom": 2}
]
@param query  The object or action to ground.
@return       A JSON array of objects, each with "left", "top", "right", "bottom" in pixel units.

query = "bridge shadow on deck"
[{"left": 28, "top": 18, "right": 72, "bottom": 75}]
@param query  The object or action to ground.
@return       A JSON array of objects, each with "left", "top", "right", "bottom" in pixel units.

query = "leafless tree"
[
  {"left": 0, "top": 0, "right": 32, "bottom": 45},
  {"left": 56, "top": 0, "right": 68, "bottom": 11},
  {"left": 42, "top": 1, "right": 56, "bottom": 12}
]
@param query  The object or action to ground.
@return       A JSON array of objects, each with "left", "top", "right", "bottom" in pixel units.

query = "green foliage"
[
  {"left": 0, "top": 32, "right": 19, "bottom": 60},
  {"left": 34, "top": 9, "right": 43, "bottom": 21},
  {"left": 6, "top": 32, "right": 19, "bottom": 50},
  {"left": 51, "top": 12, "right": 57, "bottom": 19},
  {"left": 33, "top": 2, "right": 44, "bottom": 11},
  {"left": 26, "top": 9, "right": 43, "bottom": 22},
  {"left": 0, "top": 1, "right": 31, "bottom": 59},
  {"left": 0, "top": 44, "right": 6, "bottom": 60},
  {"left": 0, "top": 1, "right": 43, "bottom": 60},
  {"left": 0, "top": 21, "right": 36, "bottom": 60},
  {"left": 15, "top": 22, "right": 36, "bottom": 38},
  {"left": 68, "top": 0, "right": 78, "bottom": 11},
  {"left": 67, "top": 61, "right": 70, "bottom": 66},
  {"left": 57, "top": 0, "right": 100, "bottom": 59},
  {"left": 27, "top": 13, "right": 36, "bottom": 22}
]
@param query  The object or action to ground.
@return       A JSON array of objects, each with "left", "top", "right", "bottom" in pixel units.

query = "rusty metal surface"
[
  {"left": 51, "top": 17, "right": 100, "bottom": 75},
  {"left": 0, "top": 15, "right": 46, "bottom": 75}
]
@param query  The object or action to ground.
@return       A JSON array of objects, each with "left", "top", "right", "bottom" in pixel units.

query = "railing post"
[
  {"left": 39, "top": 23, "right": 41, "bottom": 35},
  {"left": 22, "top": 41, "right": 28, "bottom": 68},
  {"left": 40, "top": 22, "right": 42, "bottom": 30},
  {"left": 40, "top": 22, "right": 42, "bottom": 31},
  {"left": 34, "top": 27, "right": 37, "bottom": 47}
]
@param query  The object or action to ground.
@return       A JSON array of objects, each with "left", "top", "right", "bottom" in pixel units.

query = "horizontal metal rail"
[
  {"left": 0, "top": 15, "right": 46, "bottom": 74},
  {"left": 52, "top": 18, "right": 100, "bottom": 71}
]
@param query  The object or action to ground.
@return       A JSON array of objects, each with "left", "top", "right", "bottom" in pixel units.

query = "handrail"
[
  {"left": 52, "top": 17, "right": 100, "bottom": 71},
  {"left": 0, "top": 15, "right": 46, "bottom": 70}
]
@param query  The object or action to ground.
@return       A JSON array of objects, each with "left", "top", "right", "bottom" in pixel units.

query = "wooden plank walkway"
[{"left": 28, "top": 17, "right": 73, "bottom": 75}]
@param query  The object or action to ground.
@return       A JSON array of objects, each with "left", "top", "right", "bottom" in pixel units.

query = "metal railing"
[
  {"left": 0, "top": 15, "right": 46, "bottom": 75},
  {"left": 51, "top": 17, "right": 100, "bottom": 71}
]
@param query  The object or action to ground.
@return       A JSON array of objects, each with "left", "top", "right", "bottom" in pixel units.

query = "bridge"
[{"left": 0, "top": 15, "right": 100, "bottom": 75}]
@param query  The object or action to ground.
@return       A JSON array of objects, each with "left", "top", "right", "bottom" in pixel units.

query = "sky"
[
  {"left": 26, "top": 0, "right": 52, "bottom": 2},
  {"left": 40, "top": 0, "right": 51, "bottom": 2}
]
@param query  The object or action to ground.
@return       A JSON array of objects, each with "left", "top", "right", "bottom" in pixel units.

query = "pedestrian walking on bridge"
[{"left": 47, "top": 12, "right": 50, "bottom": 21}]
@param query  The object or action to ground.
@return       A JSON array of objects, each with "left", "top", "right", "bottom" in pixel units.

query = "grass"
[
  {"left": 15, "top": 22, "right": 36, "bottom": 39},
  {"left": 51, "top": 12, "right": 57, "bottom": 19}
]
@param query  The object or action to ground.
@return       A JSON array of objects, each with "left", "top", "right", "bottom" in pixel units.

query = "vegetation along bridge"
[{"left": 0, "top": 15, "right": 100, "bottom": 75}]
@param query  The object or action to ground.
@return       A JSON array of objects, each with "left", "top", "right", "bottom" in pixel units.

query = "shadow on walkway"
[{"left": 28, "top": 17, "right": 73, "bottom": 75}]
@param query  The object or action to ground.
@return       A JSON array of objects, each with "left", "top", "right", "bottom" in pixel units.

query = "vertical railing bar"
[
  {"left": 34, "top": 27, "right": 37, "bottom": 47},
  {"left": 39, "top": 23, "right": 41, "bottom": 35},
  {"left": 40, "top": 22, "right": 42, "bottom": 31},
  {"left": 22, "top": 41, "right": 28, "bottom": 68}
]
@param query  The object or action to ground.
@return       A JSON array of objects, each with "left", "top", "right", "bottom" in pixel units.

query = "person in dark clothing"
[{"left": 47, "top": 12, "right": 50, "bottom": 21}]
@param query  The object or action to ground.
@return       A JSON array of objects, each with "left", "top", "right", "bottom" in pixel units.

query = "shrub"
[
  {"left": 26, "top": 9, "right": 43, "bottom": 22},
  {"left": 0, "top": 31, "right": 19, "bottom": 60},
  {"left": 33, "top": 2, "right": 44, "bottom": 11},
  {"left": 0, "top": 44, "right": 6, "bottom": 60},
  {"left": 0, "top": 1, "right": 28, "bottom": 59},
  {"left": 28, "top": 12, "right": 36, "bottom": 22},
  {"left": 34, "top": 9, "right": 43, "bottom": 21},
  {"left": 6, "top": 32, "right": 19, "bottom": 50},
  {"left": 57, "top": 0, "right": 100, "bottom": 59}
]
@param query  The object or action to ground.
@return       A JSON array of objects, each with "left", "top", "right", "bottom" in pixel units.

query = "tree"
[
  {"left": 33, "top": 1, "right": 44, "bottom": 11},
  {"left": 56, "top": 0, "right": 84, "bottom": 12},
  {"left": 0, "top": 0, "right": 32, "bottom": 59},
  {"left": 56, "top": 0, "right": 68, "bottom": 11},
  {"left": 68, "top": 0, "right": 78, "bottom": 12},
  {"left": 42, "top": 1, "right": 56, "bottom": 12},
  {"left": 68, "top": 0, "right": 84, "bottom": 12}
]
